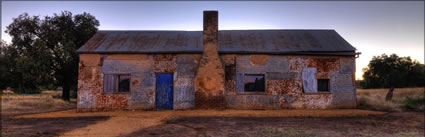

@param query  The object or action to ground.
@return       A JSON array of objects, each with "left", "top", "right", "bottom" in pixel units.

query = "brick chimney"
[{"left": 194, "top": 11, "right": 225, "bottom": 109}]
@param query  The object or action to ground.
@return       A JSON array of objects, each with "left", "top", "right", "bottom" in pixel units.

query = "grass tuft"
[
  {"left": 357, "top": 87, "right": 424, "bottom": 112},
  {"left": 357, "top": 95, "right": 401, "bottom": 112},
  {"left": 1, "top": 95, "right": 75, "bottom": 115},
  {"left": 403, "top": 96, "right": 425, "bottom": 111},
  {"left": 357, "top": 92, "right": 401, "bottom": 112}
]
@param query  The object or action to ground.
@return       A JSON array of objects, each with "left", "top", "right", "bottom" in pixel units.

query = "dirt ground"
[
  {"left": 2, "top": 109, "right": 423, "bottom": 137},
  {"left": 123, "top": 112, "right": 424, "bottom": 137},
  {"left": 2, "top": 88, "right": 424, "bottom": 137}
]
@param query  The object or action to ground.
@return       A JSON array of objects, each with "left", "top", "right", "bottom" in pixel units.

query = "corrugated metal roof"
[
  {"left": 77, "top": 31, "right": 203, "bottom": 54},
  {"left": 77, "top": 30, "right": 356, "bottom": 55}
]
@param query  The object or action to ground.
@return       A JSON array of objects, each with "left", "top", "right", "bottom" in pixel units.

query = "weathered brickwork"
[
  {"left": 194, "top": 11, "right": 226, "bottom": 109},
  {"left": 289, "top": 56, "right": 340, "bottom": 72},
  {"left": 174, "top": 55, "right": 201, "bottom": 109},
  {"left": 222, "top": 54, "right": 237, "bottom": 96},
  {"left": 222, "top": 55, "right": 356, "bottom": 109},
  {"left": 77, "top": 54, "right": 201, "bottom": 111},
  {"left": 78, "top": 53, "right": 356, "bottom": 111},
  {"left": 153, "top": 54, "right": 177, "bottom": 73},
  {"left": 266, "top": 80, "right": 302, "bottom": 95}
]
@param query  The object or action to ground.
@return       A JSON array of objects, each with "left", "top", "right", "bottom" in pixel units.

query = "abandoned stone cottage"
[{"left": 76, "top": 11, "right": 359, "bottom": 112}]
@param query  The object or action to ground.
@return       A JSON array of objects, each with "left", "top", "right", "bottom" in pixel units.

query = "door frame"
[{"left": 154, "top": 72, "right": 174, "bottom": 110}]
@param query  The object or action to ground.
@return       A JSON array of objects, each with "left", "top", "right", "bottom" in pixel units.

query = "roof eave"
[
  {"left": 218, "top": 51, "right": 357, "bottom": 56},
  {"left": 77, "top": 50, "right": 204, "bottom": 54},
  {"left": 77, "top": 50, "right": 356, "bottom": 56}
]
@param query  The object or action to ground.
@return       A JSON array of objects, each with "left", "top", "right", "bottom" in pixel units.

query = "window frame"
[
  {"left": 103, "top": 73, "right": 131, "bottom": 94},
  {"left": 242, "top": 73, "right": 266, "bottom": 93},
  {"left": 301, "top": 68, "right": 332, "bottom": 94}
]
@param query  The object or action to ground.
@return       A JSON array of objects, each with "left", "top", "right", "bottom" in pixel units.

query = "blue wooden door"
[{"left": 155, "top": 73, "right": 173, "bottom": 110}]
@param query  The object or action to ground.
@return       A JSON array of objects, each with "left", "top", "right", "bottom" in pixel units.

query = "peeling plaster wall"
[
  {"left": 78, "top": 53, "right": 356, "bottom": 111},
  {"left": 194, "top": 11, "right": 226, "bottom": 108},
  {"left": 78, "top": 54, "right": 122, "bottom": 112},
  {"left": 175, "top": 55, "right": 200, "bottom": 109},
  {"left": 77, "top": 54, "right": 200, "bottom": 111},
  {"left": 223, "top": 55, "right": 357, "bottom": 109}
]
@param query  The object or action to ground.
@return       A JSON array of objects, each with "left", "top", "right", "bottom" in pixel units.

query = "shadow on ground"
[
  {"left": 2, "top": 116, "right": 110, "bottom": 137},
  {"left": 120, "top": 112, "right": 424, "bottom": 137}
]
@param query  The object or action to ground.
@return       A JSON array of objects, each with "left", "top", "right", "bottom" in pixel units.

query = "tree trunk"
[
  {"left": 62, "top": 83, "right": 70, "bottom": 101},
  {"left": 385, "top": 87, "right": 394, "bottom": 101}
]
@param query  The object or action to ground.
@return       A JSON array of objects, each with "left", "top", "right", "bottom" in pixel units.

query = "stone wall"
[
  {"left": 222, "top": 55, "right": 357, "bottom": 109},
  {"left": 78, "top": 53, "right": 356, "bottom": 111},
  {"left": 194, "top": 11, "right": 226, "bottom": 108},
  {"left": 77, "top": 54, "right": 201, "bottom": 112}
]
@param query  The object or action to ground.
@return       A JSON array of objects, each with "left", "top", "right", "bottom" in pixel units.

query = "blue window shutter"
[{"left": 236, "top": 73, "right": 244, "bottom": 93}]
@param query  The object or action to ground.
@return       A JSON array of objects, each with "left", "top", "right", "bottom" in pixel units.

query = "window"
[
  {"left": 302, "top": 68, "right": 331, "bottom": 94},
  {"left": 244, "top": 74, "right": 265, "bottom": 92},
  {"left": 104, "top": 74, "right": 130, "bottom": 93},
  {"left": 118, "top": 75, "right": 130, "bottom": 92},
  {"left": 317, "top": 79, "right": 330, "bottom": 92}
]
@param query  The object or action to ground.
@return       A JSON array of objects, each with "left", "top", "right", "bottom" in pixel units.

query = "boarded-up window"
[
  {"left": 302, "top": 68, "right": 318, "bottom": 93},
  {"left": 244, "top": 74, "right": 265, "bottom": 92},
  {"left": 317, "top": 79, "right": 330, "bottom": 92},
  {"left": 104, "top": 74, "right": 130, "bottom": 93}
]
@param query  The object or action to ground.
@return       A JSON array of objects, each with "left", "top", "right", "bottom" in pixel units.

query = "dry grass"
[
  {"left": 357, "top": 87, "right": 425, "bottom": 112},
  {"left": 41, "top": 90, "right": 62, "bottom": 97},
  {"left": 2, "top": 89, "right": 406, "bottom": 137},
  {"left": 1, "top": 95, "right": 75, "bottom": 116}
]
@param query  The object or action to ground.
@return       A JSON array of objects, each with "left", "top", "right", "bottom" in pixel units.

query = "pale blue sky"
[{"left": 1, "top": 1, "right": 424, "bottom": 79}]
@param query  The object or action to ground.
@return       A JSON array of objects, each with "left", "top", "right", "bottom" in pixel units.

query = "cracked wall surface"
[
  {"left": 223, "top": 55, "right": 356, "bottom": 109},
  {"left": 78, "top": 53, "right": 356, "bottom": 111},
  {"left": 194, "top": 11, "right": 226, "bottom": 109},
  {"left": 77, "top": 54, "right": 201, "bottom": 112}
]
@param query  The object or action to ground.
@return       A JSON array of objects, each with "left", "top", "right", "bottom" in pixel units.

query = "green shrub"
[{"left": 403, "top": 96, "right": 425, "bottom": 111}]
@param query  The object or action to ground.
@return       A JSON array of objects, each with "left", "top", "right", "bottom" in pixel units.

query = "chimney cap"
[{"left": 203, "top": 10, "right": 218, "bottom": 12}]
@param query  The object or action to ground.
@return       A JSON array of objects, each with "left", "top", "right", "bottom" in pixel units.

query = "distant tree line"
[
  {"left": 358, "top": 54, "right": 425, "bottom": 89},
  {"left": 0, "top": 11, "right": 99, "bottom": 101}
]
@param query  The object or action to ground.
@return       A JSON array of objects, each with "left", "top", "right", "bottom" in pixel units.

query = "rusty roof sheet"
[
  {"left": 77, "top": 31, "right": 203, "bottom": 54},
  {"left": 77, "top": 30, "right": 356, "bottom": 55}
]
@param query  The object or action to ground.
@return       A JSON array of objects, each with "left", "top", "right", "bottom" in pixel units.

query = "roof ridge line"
[{"left": 97, "top": 29, "right": 336, "bottom": 32}]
